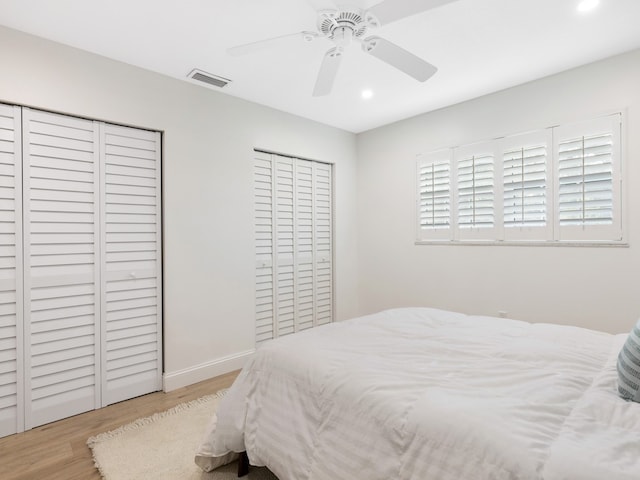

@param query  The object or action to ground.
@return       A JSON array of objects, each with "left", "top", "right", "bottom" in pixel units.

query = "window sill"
[{"left": 414, "top": 240, "right": 629, "bottom": 247}]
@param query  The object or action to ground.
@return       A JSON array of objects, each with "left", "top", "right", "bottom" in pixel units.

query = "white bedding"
[{"left": 195, "top": 308, "right": 640, "bottom": 480}]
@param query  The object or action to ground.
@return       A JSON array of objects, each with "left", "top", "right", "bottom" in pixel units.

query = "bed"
[{"left": 195, "top": 307, "right": 640, "bottom": 479}]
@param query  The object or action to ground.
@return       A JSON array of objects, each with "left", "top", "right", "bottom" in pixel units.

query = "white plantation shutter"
[
  {"left": 0, "top": 104, "right": 23, "bottom": 437},
  {"left": 455, "top": 142, "right": 498, "bottom": 240},
  {"left": 503, "top": 146, "right": 546, "bottom": 225},
  {"left": 417, "top": 114, "right": 623, "bottom": 245},
  {"left": 22, "top": 108, "right": 101, "bottom": 428},
  {"left": 502, "top": 130, "right": 552, "bottom": 241},
  {"left": 100, "top": 124, "right": 162, "bottom": 405},
  {"left": 558, "top": 135, "right": 613, "bottom": 224},
  {"left": 254, "top": 152, "right": 333, "bottom": 345},
  {"left": 417, "top": 150, "right": 452, "bottom": 241},
  {"left": 458, "top": 156, "right": 494, "bottom": 226},
  {"left": 555, "top": 114, "right": 622, "bottom": 241}
]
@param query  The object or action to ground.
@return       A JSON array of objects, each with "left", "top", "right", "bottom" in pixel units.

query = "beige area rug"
[{"left": 87, "top": 390, "right": 278, "bottom": 480}]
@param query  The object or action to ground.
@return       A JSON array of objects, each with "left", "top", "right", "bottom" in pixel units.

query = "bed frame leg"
[{"left": 238, "top": 451, "right": 250, "bottom": 477}]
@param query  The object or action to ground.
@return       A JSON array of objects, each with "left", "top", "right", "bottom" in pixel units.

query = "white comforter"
[{"left": 195, "top": 308, "right": 640, "bottom": 480}]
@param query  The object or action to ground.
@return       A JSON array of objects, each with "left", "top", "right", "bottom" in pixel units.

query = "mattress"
[{"left": 195, "top": 308, "right": 640, "bottom": 479}]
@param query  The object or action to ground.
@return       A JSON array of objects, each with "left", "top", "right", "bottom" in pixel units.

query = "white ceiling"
[{"left": 1, "top": 0, "right": 639, "bottom": 133}]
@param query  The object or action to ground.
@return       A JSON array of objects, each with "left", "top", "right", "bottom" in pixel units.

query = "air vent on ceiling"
[{"left": 187, "top": 69, "right": 231, "bottom": 88}]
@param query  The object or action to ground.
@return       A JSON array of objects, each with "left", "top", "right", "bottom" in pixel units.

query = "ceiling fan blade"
[
  {"left": 367, "top": 0, "right": 458, "bottom": 26},
  {"left": 313, "top": 47, "right": 343, "bottom": 97},
  {"left": 363, "top": 36, "right": 437, "bottom": 82},
  {"left": 228, "top": 31, "right": 319, "bottom": 56}
]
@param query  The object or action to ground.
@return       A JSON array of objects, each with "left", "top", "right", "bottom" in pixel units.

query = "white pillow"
[{"left": 617, "top": 319, "right": 640, "bottom": 402}]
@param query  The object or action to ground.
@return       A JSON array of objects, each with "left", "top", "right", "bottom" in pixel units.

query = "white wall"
[
  {"left": 0, "top": 26, "right": 360, "bottom": 389},
  {"left": 3, "top": 24, "right": 638, "bottom": 395},
  {"left": 356, "top": 48, "right": 640, "bottom": 334}
]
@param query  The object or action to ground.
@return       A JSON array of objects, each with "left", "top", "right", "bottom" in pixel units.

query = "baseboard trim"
[{"left": 163, "top": 349, "right": 255, "bottom": 392}]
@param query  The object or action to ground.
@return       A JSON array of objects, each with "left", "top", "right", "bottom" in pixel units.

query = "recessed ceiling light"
[
  {"left": 361, "top": 89, "right": 373, "bottom": 99},
  {"left": 577, "top": 0, "right": 600, "bottom": 13}
]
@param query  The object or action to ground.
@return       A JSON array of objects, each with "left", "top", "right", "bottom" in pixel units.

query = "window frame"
[
  {"left": 415, "top": 112, "right": 625, "bottom": 246},
  {"left": 553, "top": 115, "right": 623, "bottom": 242}
]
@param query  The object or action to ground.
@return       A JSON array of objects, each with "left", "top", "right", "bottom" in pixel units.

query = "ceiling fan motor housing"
[{"left": 317, "top": 8, "right": 378, "bottom": 45}]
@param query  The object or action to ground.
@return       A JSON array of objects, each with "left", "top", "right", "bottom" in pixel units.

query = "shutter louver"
[
  {"left": 457, "top": 154, "right": 494, "bottom": 228},
  {"left": 503, "top": 145, "right": 547, "bottom": 227},
  {"left": 23, "top": 109, "right": 100, "bottom": 428},
  {"left": 558, "top": 133, "right": 613, "bottom": 226},
  {"left": 0, "top": 104, "right": 22, "bottom": 437},
  {"left": 101, "top": 124, "right": 162, "bottom": 405}
]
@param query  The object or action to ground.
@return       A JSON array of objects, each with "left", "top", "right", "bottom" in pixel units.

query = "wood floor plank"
[{"left": 0, "top": 371, "right": 239, "bottom": 480}]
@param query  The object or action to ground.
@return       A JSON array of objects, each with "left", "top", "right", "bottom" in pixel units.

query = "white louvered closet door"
[
  {"left": 0, "top": 104, "right": 162, "bottom": 437},
  {"left": 275, "top": 157, "right": 296, "bottom": 337},
  {"left": 254, "top": 152, "right": 333, "bottom": 345},
  {"left": 295, "top": 160, "right": 333, "bottom": 329},
  {"left": 22, "top": 108, "right": 101, "bottom": 429},
  {"left": 0, "top": 104, "right": 23, "bottom": 437},
  {"left": 294, "top": 160, "right": 314, "bottom": 332},
  {"left": 313, "top": 161, "right": 332, "bottom": 326},
  {"left": 101, "top": 124, "right": 162, "bottom": 406},
  {"left": 254, "top": 152, "right": 275, "bottom": 343}
]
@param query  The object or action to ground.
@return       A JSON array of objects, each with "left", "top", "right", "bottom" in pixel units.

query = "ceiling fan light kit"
[{"left": 227, "top": 0, "right": 458, "bottom": 96}]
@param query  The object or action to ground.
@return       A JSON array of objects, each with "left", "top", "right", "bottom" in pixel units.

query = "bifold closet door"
[
  {"left": 0, "top": 105, "right": 161, "bottom": 435},
  {"left": 294, "top": 159, "right": 333, "bottom": 330},
  {"left": 100, "top": 124, "right": 162, "bottom": 406},
  {"left": 311, "top": 161, "right": 332, "bottom": 327},
  {"left": 0, "top": 104, "right": 23, "bottom": 437},
  {"left": 254, "top": 152, "right": 276, "bottom": 343},
  {"left": 254, "top": 152, "right": 333, "bottom": 345},
  {"left": 22, "top": 108, "right": 101, "bottom": 429}
]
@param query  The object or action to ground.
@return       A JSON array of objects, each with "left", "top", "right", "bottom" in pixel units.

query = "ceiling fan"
[{"left": 227, "top": 0, "right": 458, "bottom": 96}]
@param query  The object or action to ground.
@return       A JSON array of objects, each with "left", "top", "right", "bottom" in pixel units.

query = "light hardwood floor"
[{"left": 0, "top": 371, "right": 240, "bottom": 480}]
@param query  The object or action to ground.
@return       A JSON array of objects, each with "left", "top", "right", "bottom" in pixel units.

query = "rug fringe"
[{"left": 86, "top": 388, "right": 228, "bottom": 477}]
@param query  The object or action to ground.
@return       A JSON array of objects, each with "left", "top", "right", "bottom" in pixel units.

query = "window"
[
  {"left": 501, "top": 130, "right": 552, "bottom": 241},
  {"left": 455, "top": 142, "right": 496, "bottom": 240},
  {"left": 504, "top": 145, "right": 546, "bottom": 227},
  {"left": 554, "top": 115, "right": 621, "bottom": 241},
  {"left": 416, "top": 113, "right": 623, "bottom": 244},
  {"left": 417, "top": 150, "right": 451, "bottom": 240}
]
